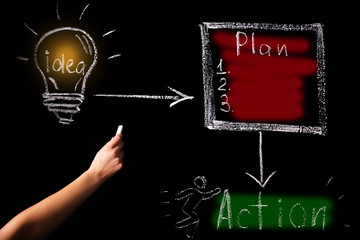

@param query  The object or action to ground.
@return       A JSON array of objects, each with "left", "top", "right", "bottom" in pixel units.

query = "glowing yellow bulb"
[
  {"left": 45, "top": 48, "right": 86, "bottom": 76},
  {"left": 34, "top": 27, "right": 97, "bottom": 124}
]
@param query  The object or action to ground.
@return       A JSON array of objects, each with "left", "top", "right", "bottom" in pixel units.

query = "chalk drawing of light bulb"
[{"left": 34, "top": 27, "right": 97, "bottom": 124}]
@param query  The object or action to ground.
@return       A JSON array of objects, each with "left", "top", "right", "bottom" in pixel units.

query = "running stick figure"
[{"left": 175, "top": 176, "right": 221, "bottom": 238}]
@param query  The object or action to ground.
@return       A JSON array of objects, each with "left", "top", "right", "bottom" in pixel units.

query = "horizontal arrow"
[
  {"left": 245, "top": 131, "right": 276, "bottom": 188},
  {"left": 94, "top": 86, "right": 194, "bottom": 108}
]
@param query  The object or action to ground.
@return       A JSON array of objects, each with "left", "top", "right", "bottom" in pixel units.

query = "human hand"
[{"left": 87, "top": 134, "right": 124, "bottom": 184}]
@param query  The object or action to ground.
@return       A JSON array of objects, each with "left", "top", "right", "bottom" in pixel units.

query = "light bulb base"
[{"left": 43, "top": 93, "right": 84, "bottom": 124}]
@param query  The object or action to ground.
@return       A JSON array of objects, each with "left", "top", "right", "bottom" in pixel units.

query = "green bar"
[{"left": 213, "top": 191, "right": 333, "bottom": 230}]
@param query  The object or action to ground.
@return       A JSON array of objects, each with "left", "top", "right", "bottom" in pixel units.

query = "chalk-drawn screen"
[{"left": 200, "top": 23, "right": 326, "bottom": 135}]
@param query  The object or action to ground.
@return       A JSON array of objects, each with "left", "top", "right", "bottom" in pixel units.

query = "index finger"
[{"left": 111, "top": 134, "right": 123, "bottom": 147}]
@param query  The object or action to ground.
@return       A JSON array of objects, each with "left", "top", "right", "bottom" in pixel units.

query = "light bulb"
[{"left": 34, "top": 27, "right": 97, "bottom": 124}]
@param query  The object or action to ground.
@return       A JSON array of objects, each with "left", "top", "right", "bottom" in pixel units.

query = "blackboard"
[{"left": 1, "top": 1, "right": 357, "bottom": 239}]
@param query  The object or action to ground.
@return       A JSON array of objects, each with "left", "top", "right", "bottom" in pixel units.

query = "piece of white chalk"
[{"left": 116, "top": 125, "right": 123, "bottom": 135}]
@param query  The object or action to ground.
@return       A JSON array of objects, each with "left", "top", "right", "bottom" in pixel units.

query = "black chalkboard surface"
[{"left": 0, "top": 1, "right": 357, "bottom": 239}]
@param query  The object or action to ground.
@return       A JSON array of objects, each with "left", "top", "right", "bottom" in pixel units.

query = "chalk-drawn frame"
[{"left": 199, "top": 22, "right": 327, "bottom": 136}]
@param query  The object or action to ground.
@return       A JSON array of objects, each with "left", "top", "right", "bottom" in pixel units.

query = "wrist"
[{"left": 83, "top": 170, "right": 104, "bottom": 188}]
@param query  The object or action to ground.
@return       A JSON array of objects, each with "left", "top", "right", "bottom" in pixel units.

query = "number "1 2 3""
[{"left": 216, "top": 59, "right": 230, "bottom": 113}]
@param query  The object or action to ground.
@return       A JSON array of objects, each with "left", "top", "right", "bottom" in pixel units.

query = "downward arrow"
[
  {"left": 245, "top": 131, "right": 277, "bottom": 188},
  {"left": 94, "top": 86, "right": 194, "bottom": 108}
]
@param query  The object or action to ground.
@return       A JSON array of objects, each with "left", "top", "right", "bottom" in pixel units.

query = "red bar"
[
  {"left": 227, "top": 84, "right": 305, "bottom": 122},
  {"left": 227, "top": 90, "right": 304, "bottom": 105},
  {"left": 221, "top": 52, "right": 317, "bottom": 76},
  {"left": 228, "top": 76, "right": 303, "bottom": 91},
  {"left": 226, "top": 62, "right": 316, "bottom": 77},
  {"left": 230, "top": 103, "right": 304, "bottom": 122}
]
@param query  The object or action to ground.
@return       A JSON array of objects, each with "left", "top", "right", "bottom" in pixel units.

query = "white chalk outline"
[
  {"left": 160, "top": 189, "right": 173, "bottom": 218},
  {"left": 94, "top": 86, "right": 194, "bottom": 108},
  {"left": 107, "top": 53, "right": 122, "bottom": 60},
  {"left": 199, "top": 22, "right": 327, "bottom": 136},
  {"left": 20, "top": 1, "right": 124, "bottom": 125},
  {"left": 24, "top": 22, "right": 38, "bottom": 36},
  {"left": 34, "top": 27, "right": 98, "bottom": 94},
  {"left": 16, "top": 56, "right": 29, "bottom": 61},
  {"left": 102, "top": 29, "right": 116, "bottom": 37},
  {"left": 34, "top": 27, "right": 98, "bottom": 124},
  {"left": 56, "top": 1, "right": 61, "bottom": 20},
  {"left": 79, "top": 2, "right": 90, "bottom": 21},
  {"left": 245, "top": 132, "right": 276, "bottom": 188},
  {"left": 175, "top": 176, "right": 221, "bottom": 238}
]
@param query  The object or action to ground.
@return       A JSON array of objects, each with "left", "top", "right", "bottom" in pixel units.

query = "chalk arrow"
[
  {"left": 245, "top": 132, "right": 277, "bottom": 188},
  {"left": 94, "top": 86, "right": 194, "bottom": 108}
]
